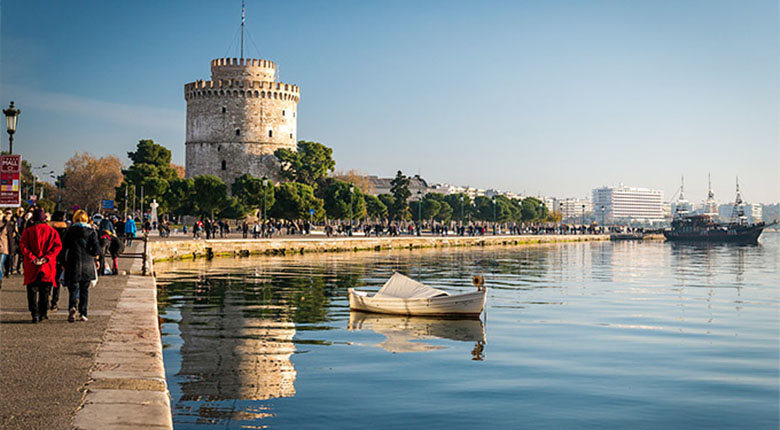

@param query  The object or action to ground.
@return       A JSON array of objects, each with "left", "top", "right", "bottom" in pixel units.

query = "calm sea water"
[{"left": 156, "top": 232, "right": 779, "bottom": 429}]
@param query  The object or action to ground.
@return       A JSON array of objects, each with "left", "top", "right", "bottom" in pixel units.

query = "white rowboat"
[{"left": 348, "top": 272, "right": 486, "bottom": 316}]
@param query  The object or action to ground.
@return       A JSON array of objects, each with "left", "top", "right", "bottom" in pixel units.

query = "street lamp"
[
  {"left": 581, "top": 204, "right": 585, "bottom": 226},
  {"left": 3, "top": 101, "right": 20, "bottom": 154},
  {"left": 601, "top": 205, "right": 605, "bottom": 227},
  {"left": 417, "top": 189, "right": 422, "bottom": 236},
  {"left": 460, "top": 194, "right": 464, "bottom": 225},
  {"left": 51, "top": 174, "right": 61, "bottom": 210},
  {"left": 348, "top": 184, "right": 354, "bottom": 236},
  {"left": 262, "top": 176, "right": 268, "bottom": 237},
  {"left": 492, "top": 195, "right": 497, "bottom": 235}
]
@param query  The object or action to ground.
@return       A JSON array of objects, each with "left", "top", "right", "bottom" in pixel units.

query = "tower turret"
[{"left": 184, "top": 57, "right": 300, "bottom": 186}]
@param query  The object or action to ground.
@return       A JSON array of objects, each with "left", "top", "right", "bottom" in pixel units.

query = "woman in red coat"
[{"left": 20, "top": 208, "right": 62, "bottom": 323}]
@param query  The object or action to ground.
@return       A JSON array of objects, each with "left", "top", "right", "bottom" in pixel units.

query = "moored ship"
[
  {"left": 663, "top": 178, "right": 772, "bottom": 244},
  {"left": 663, "top": 214, "right": 767, "bottom": 244}
]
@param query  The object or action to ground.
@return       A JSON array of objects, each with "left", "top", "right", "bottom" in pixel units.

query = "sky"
[{"left": 1, "top": 0, "right": 778, "bottom": 203}]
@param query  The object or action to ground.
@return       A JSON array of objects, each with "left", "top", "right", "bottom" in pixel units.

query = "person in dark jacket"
[
  {"left": 20, "top": 208, "right": 62, "bottom": 323},
  {"left": 48, "top": 211, "right": 69, "bottom": 311},
  {"left": 62, "top": 209, "right": 100, "bottom": 322}
]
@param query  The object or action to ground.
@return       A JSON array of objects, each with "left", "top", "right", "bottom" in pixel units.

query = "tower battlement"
[
  {"left": 210, "top": 57, "right": 277, "bottom": 81},
  {"left": 185, "top": 79, "right": 300, "bottom": 102}
]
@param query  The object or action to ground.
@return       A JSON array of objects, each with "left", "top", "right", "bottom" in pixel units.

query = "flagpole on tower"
[{"left": 240, "top": 0, "right": 245, "bottom": 58}]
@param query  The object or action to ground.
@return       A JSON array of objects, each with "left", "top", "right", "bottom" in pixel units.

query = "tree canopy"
[
  {"left": 231, "top": 173, "right": 275, "bottom": 214},
  {"left": 389, "top": 171, "right": 411, "bottom": 221},
  {"left": 269, "top": 182, "right": 325, "bottom": 221},
  {"left": 121, "top": 140, "right": 179, "bottom": 212},
  {"left": 275, "top": 141, "right": 335, "bottom": 187},
  {"left": 62, "top": 152, "right": 123, "bottom": 213}
]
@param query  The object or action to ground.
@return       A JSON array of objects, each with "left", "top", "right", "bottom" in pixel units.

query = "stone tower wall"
[{"left": 184, "top": 57, "right": 300, "bottom": 186}]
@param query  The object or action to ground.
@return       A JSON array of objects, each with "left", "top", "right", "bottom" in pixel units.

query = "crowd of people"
[
  {"left": 162, "top": 217, "right": 630, "bottom": 240},
  {"left": 0, "top": 206, "right": 135, "bottom": 324}
]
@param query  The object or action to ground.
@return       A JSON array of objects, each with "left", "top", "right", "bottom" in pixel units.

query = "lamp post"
[
  {"left": 601, "top": 205, "right": 605, "bottom": 227},
  {"left": 262, "top": 176, "right": 268, "bottom": 237},
  {"left": 51, "top": 174, "right": 60, "bottom": 210},
  {"left": 581, "top": 204, "right": 585, "bottom": 226},
  {"left": 3, "top": 101, "right": 20, "bottom": 154},
  {"left": 417, "top": 189, "right": 422, "bottom": 236},
  {"left": 459, "top": 194, "right": 464, "bottom": 225},
  {"left": 348, "top": 184, "right": 354, "bottom": 236},
  {"left": 492, "top": 195, "right": 497, "bottom": 235}
]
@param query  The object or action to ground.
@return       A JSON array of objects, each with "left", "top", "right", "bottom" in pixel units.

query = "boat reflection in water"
[{"left": 348, "top": 311, "right": 486, "bottom": 360}]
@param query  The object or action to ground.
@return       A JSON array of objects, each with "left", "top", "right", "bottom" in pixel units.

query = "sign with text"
[
  {"left": 102, "top": 199, "right": 115, "bottom": 209},
  {"left": 0, "top": 154, "right": 21, "bottom": 207}
]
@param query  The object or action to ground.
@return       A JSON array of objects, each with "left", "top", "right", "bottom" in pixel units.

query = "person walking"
[
  {"left": 0, "top": 209, "right": 13, "bottom": 290},
  {"left": 62, "top": 210, "right": 100, "bottom": 322},
  {"left": 48, "top": 211, "right": 69, "bottom": 311},
  {"left": 20, "top": 208, "right": 62, "bottom": 323},
  {"left": 124, "top": 215, "right": 137, "bottom": 246}
]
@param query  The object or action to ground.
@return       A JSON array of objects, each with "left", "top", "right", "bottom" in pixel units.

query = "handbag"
[{"left": 90, "top": 260, "right": 98, "bottom": 288}]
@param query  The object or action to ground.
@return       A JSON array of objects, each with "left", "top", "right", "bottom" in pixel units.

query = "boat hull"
[
  {"left": 663, "top": 225, "right": 764, "bottom": 244},
  {"left": 348, "top": 288, "right": 486, "bottom": 316}
]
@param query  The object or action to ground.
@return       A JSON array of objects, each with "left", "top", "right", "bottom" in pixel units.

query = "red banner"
[{"left": 0, "top": 154, "right": 21, "bottom": 207}]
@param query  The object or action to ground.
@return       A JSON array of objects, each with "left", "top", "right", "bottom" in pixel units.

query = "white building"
[
  {"left": 553, "top": 198, "right": 592, "bottom": 222},
  {"left": 592, "top": 185, "right": 664, "bottom": 224}
]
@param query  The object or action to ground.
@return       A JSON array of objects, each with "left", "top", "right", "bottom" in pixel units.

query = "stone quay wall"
[{"left": 149, "top": 234, "right": 612, "bottom": 263}]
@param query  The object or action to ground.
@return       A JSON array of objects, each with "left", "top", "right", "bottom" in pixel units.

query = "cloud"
[{"left": 2, "top": 85, "right": 183, "bottom": 133}]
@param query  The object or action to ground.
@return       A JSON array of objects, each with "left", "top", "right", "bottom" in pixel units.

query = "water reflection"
[
  {"left": 348, "top": 311, "right": 486, "bottom": 359},
  {"left": 156, "top": 236, "right": 780, "bottom": 429}
]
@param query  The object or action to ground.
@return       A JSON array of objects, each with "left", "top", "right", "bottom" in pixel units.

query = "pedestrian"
[
  {"left": 107, "top": 232, "right": 124, "bottom": 275},
  {"left": 0, "top": 209, "right": 13, "bottom": 290},
  {"left": 48, "top": 211, "right": 69, "bottom": 311},
  {"left": 20, "top": 208, "right": 62, "bottom": 323},
  {"left": 124, "top": 214, "right": 136, "bottom": 246},
  {"left": 62, "top": 210, "right": 100, "bottom": 322}
]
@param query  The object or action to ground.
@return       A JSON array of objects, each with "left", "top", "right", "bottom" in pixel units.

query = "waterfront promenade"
[{"left": 0, "top": 244, "right": 171, "bottom": 430}]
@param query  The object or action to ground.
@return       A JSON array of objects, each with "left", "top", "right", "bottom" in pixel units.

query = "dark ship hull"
[{"left": 663, "top": 224, "right": 765, "bottom": 244}]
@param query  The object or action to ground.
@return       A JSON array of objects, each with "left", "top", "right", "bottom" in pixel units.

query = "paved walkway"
[{"left": 0, "top": 244, "right": 170, "bottom": 430}]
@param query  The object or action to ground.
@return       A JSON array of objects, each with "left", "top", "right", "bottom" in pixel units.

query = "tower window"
[
  {"left": 235, "top": 129, "right": 241, "bottom": 136},
  {"left": 268, "top": 130, "right": 273, "bottom": 138},
  {"left": 293, "top": 112, "right": 296, "bottom": 118},
  {"left": 282, "top": 110, "right": 286, "bottom": 116},
  {"left": 221, "top": 107, "right": 226, "bottom": 114},
  {"left": 290, "top": 133, "right": 293, "bottom": 138},
  {"left": 221, "top": 160, "right": 227, "bottom": 170}
]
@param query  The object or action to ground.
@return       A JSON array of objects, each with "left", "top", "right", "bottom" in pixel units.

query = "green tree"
[
  {"left": 192, "top": 175, "right": 229, "bottom": 218},
  {"left": 270, "top": 182, "right": 325, "bottom": 221},
  {"left": 444, "top": 193, "right": 473, "bottom": 223},
  {"left": 275, "top": 141, "right": 335, "bottom": 187},
  {"left": 366, "top": 194, "right": 388, "bottom": 220},
  {"left": 231, "top": 173, "right": 275, "bottom": 214},
  {"left": 121, "top": 140, "right": 178, "bottom": 212},
  {"left": 422, "top": 198, "right": 441, "bottom": 221},
  {"left": 322, "top": 179, "right": 353, "bottom": 220},
  {"left": 163, "top": 178, "right": 195, "bottom": 217},
  {"left": 474, "top": 196, "right": 493, "bottom": 221},
  {"left": 389, "top": 171, "right": 411, "bottom": 221},
  {"left": 218, "top": 197, "right": 247, "bottom": 219},
  {"left": 378, "top": 194, "right": 395, "bottom": 219},
  {"left": 521, "top": 197, "right": 548, "bottom": 222}
]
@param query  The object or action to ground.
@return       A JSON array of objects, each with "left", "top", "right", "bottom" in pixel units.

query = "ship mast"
[
  {"left": 705, "top": 173, "right": 717, "bottom": 216},
  {"left": 730, "top": 176, "right": 745, "bottom": 224}
]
